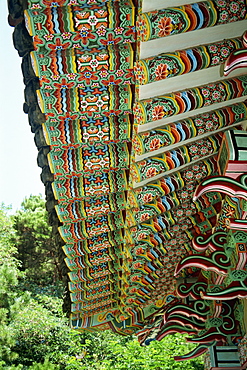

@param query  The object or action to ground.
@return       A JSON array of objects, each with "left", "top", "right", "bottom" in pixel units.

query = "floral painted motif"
[
  {"left": 31, "top": 45, "right": 135, "bottom": 89},
  {"left": 152, "top": 105, "right": 165, "bottom": 120},
  {"left": 134, "top": 37, "right": 241, "bottom": 85},
  {"left": 134, "top": 76, "right": 247, "bottom": 125},
  {"left": 25, "top": 3, "right": 136, "bottom": 51},
  {"left": 133, "top": 101, "right": 247, "bottom": 155},
  {"left": 130, "top": 136, "right": 221, "bottom": 184},
  {"left": 127, "top": 157, "right": 217, "bottom": 208},
  {"left": 19, "top": 0, "right": 247, "bottom": 339},
  {"left": 43, "top": 112, "right": 131, "bottom": 147},
  {"left": 157, "top": 17, "right": 172, "bottom": 38},
  {"left": 136, "top": 0, "right": 246, "bottom": 42}
]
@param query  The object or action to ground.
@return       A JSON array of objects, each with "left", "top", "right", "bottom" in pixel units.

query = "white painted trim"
[
  {"left": 139, "top": 66, "right": 247, "bottom": 100},
  {"left": 132, "top": 154, "right": 216, "bottom": 188},
  {"left": 135, "top": 121, "right": 244, "bottom": 162},
  {"left": 138, "top": 96, "right": 247, "bottom": 133},
  {"left": 140, "top": 20, "right": 247, "bottom": 59},
  {"left": 142, "top": 0, "right": 196, "bottom": 12}
]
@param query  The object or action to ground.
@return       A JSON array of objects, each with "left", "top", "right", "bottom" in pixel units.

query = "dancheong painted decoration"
[{"left": 7, "top": 0, "right": 247, "bottom": 367}]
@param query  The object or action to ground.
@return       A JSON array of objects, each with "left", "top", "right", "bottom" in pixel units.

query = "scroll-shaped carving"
[
  {"left": 174, "top": 341, "right": 217, "bottom": 361},
  {"left": 177, "top": 280, "right": 208, "bottom": 300},
  {"left": 186, "top": 328, "right": 227, "bottom": 344},
  {"left": 228, "top": 219, "right": 247, "bottom": 231},
  {"left": 187, "top": 301, "right": 239, "bottom": 343},
  {"left": 202, "top": 279, "right": 247, "bottom": 300},
  {"left": 223, "top": 49, "right": 247, "bottom": 76},
  {"left": 223, "top": 31, "right": 247, "bottom": 76},
  {"left": 156, "top": 324, "right": 197, "bottom": 341},
  {"left": 192, "top": 231, "right": 227, "bottom": 252},
  {"left": 175, "top": 251, "right": 231, "bottom": 276},
  {"left": 172, "top": 301, "right": 239, "bottom": 360},
  {"left": 166, "top": 315, "right": 205, "bottom": 331},
  {"left": 193, "top": 174, "right": 247, "bottom": 202},
  {"left": 164, "top": 301, "right": 209, "bottom": 323}
]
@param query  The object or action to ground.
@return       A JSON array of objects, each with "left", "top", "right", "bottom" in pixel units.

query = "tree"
[
  {"left": 0, "top": 358, "right": 60, "bottom": 370},
  {"left": 78, "top": 331, "right": 204, "bottom": 370},
  {"left": 0, "top": 204, "right": 18, "bottom": 268},
  {"left": 0, "top": 200, "right": 204, "bottom": 369},
  {"left": 0, "top": 202, "right": 84, "bottom": 369},
  {"left": 0, "top": 204, "right": 21, "bottom": 365},
  {"left": 9, "top": 296, "right": 85, "bottom": 369},
  {"left": 11, "top": 195, "right": 61, "bottom": 285}
]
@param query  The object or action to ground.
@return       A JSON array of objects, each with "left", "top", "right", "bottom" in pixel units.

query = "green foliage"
[
  {"left": 0, "top": 204, "right": 19, "bottom": 269},
  {"left": 0, "top": 200, "right": 85, "bottom": 369},
  {"left": 0, "top": 205, "right": 23, "bottom": 365},
  {"left": 11, "top": 195, "right": 60, "bottom": 285},
  {"left": 0, "top": 197, "right": 204, "bottom": 370},
  {"left": 0, "top": 359, "right": 60, "bottom": 370},
  {"left": 78, "top": 332, "right": 204, "bottom": 370},
  {"left": 9, "top": 298, "right": 85, "bottom": 368}
]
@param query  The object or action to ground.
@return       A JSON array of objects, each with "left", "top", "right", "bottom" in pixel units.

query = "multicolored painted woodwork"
[
  {"left": 239, "top": 335, "right": 247, "bottom": 367},
  {"left": 127, "top": 157, "right": 218, "bottom": 208},
  {"left": 142, "top": 296, "right": 241, "bottom": 356},
  {"left": 25, "top": 2, "right": 136, "bottom": 51},
  {"left": 132, "top": 102, "right": 247, "bottom": 156},
  {"left": 126, "top": 191, "right": 221, "bottom": 229},
  {"left": 160, "top": 283, "right": 242, "bottom": 359},
  {"left": 37, "top": 84, "right": 132, "bottom": 115},
  {"left": 217, "top": 130, "right": 247, "bottom": 179},
  {"left": 164, "top": 301, "right": 209, "bottom": 323},
  {"left": 126, "top": 185, "right": 197, "bottom": 227},
  {"left": 59, "top": 211, "right": 125, "bottom": 241},
  {"left": 130, "top": 135, "right": 221, "bottom": 184},
  {"left": 26, "top": 0, "right": 131, "bottom": 6},
  {"left": 9, "top": 0, "right": 247, "bottom": 360},
  {"left": 126, "top": 200, "right": 221, "bottom": 244},
  {"left": 207, "top": 345, "right": 242, "bottom": 368},
  {"left": 214, "top": 195, "right": 242, "bottom": 232},
  {"left": 223, "top": 30, "right": 247, "bottom": 76},
  {"left": 31, "top": 45, "right": 134, "bottom": 89},
  {"left": 174, "top": 342, "right": 217, "bottom": 362},
  {"left": 134, "top": 76, "right": 247, "bottom": 126},
  {"left": 52, "top": 169, "right": 128, "bottom": 200},
  {"left": 135, "top": 37, "right": 242, "bottom": 85},
  {"left": 194, "top": 173, "right": 247, "bottom": 202},
  {"left": 48, "top": 142, "right": 129, "bottom": 175},
  {"left": 137, "top": 0, "right": 247, "bottom": 42},
  {"left": 55, "top": 192, "right": 126, "bottom": 222},
  {"left": 223, "top": 48, "right": 247, "bottom": 77},
  {"left": 175, "top": 250, "right": 231, "bottom": 276},
  {"left": 170, "top": 141, "right": 247, "bottom": 357},
  {"left": 194, "top": 229, "right": 247, "bottom": 301},
  {"left": 31, "top": 44, "right": 134, "bottom": 76},
  {"left": 139, "top": 177, "right": 246, "bottom": 351},
  {"left": 192, "top": 231, "right": 227, "bottom": 252},
  {"left": 176, "top": 279, "right": 208, "bottom": 300},
  {"left": 43, "top": 113, "right": 131, "bottom": 147}
]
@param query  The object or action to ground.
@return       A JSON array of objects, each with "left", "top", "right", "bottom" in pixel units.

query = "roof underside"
[{"left": 8, "top": 0, "right": 247, "bottom": 336}]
